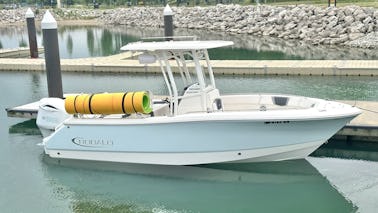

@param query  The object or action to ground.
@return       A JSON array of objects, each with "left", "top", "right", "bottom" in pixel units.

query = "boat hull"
[
  {"left": 45, "top": 140, "right": 323, "bottom": 165},
  {"left": 43, "top": 117, "right": 353, "bottom": 165}
]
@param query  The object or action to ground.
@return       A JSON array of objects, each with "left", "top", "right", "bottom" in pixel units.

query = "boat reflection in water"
[
  {"left": 8, "top": 119, "right": 41, "bottom": 136},
  {"left": 43, "top": 156, "right": 356, "bottom": 213}
]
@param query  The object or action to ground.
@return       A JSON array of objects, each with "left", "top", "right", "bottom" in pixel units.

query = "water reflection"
[
  {"left": 66, "top": 34, "right": 73, "bottom": 57},
  {"left": 86, "top": 28, "right": 95, "bottom": 57},
  {"left": 100, "top": 29, "right": 114, "bottom": 56},
  {"left": 1, "top": 25, "right": 377, "bottom": 60},
  {"left": 18, "top": 36, "right": 27, "bottom": 48},
  {"left": 123, "top": 26, "right": 378, "bottom": 60},
  {"left": 8, "top": 119, "right": 41, "bottom": 136},
  {"left": 313, "top": 140, "right": 378, "bottom": 162},
  {"left": 43, "top": 157, "right": 356, "bottom": 213}
]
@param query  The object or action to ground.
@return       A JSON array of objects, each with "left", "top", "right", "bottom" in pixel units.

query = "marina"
[
  {"left": 1, "top": 62, "right": 378, "bottom": 212},
  {"left": 1, "top": 12, "right": 378, "bottom": 212}
]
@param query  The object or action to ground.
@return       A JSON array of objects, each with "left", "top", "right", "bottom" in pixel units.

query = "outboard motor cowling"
[{"left": 36, "top": 98, "right": 70, "bottom": 137}]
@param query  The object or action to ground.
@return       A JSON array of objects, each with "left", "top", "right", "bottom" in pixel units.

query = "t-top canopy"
[{"left": 121, "top": 40, "right": 234, "bottom": 52}]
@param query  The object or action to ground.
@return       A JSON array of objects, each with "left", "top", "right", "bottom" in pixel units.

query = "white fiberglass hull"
[
  {"left": 45, "top": 140, "right": 323, "bottom": 165},
  {"left": 43, "top": 112, "right": 357, "bottom": 165}
]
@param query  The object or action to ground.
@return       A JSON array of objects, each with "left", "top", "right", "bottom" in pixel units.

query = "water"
[
  {"left": 1, "top": 71, "right": 376, "bottom": 102},
  {"left": 1, "top": 71, "right": 378, "bottom": 212},
  {"left": 1, "top": 25, "right": 378, "bottom": 60}
]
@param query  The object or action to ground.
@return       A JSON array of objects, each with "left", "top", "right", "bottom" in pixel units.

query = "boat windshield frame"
[{"left": 121, "top": 40, "right": 234, "bottom": 116}]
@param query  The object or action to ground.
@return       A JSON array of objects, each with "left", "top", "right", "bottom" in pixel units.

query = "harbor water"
[
  {"left": 1, "top": 25, "right": 378, "bottom": 60},
  {"left": 1, "top": 70, "right": 378, "bottom": 212}
]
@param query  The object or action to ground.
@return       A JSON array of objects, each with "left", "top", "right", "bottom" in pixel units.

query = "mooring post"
[
  {"left": 163, "top": 4, "right": 174, "bottom": 41},
  {"left": 25, "top": 8, "right": 38, "bottom": 58},
  {"left": 328, "top": 0, "right": 336, "bottom": 7},
  {"left": 41, "top": 10, "right": 63, "bottom": 98}
]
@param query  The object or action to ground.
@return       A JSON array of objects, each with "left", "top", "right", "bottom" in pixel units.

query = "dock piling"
[
  {"left": 163, "top": 4, "right": 174, "bottom": 41},
  {"left": 25, "top": 8, "right": 38, "bottom": 59},
  {"left": 41, "top": 10, "right": 63, "bottom": 98}
]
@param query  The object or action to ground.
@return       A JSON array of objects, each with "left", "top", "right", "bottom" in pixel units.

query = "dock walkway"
[
  {"left": 0, "top": 52, "right": 377, "bottom": 76},
  {"left": 0, "top": 48, "right": 44, "bottom": 58}
]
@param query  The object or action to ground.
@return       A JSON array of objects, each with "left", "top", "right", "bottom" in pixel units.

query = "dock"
[
  {"left": 334, "top": 101, "right": 378, "bottom": 142},
  {"left": 0, "top": 48, "right": 44, "bottom": 58},
  {"left": 0, "top": 52, "right": 377, "bottom": 76},
  {"left": 6, "top": 101, "right": 39, "bottom": 119}
]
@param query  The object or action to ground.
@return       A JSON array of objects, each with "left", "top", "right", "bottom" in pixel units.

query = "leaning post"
[
  {"left": 25, "top": 8, "right": 38, "bottom": 58},
  {"left": 163, "top": 4, "right": 174, "bottom": 41},
  {"left": 41, "top": 10, "right": 63, "bottom": 98}
]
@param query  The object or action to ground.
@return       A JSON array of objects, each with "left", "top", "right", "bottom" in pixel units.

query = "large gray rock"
[
  {"left": 2, "top": 5, "right": 377, "bottom": 49},
  {"left": 349, "top": 32, "right": 365, "bottom": 40},
  {"left": 344, "top": 16, "right": 355, "bottom": 25}
]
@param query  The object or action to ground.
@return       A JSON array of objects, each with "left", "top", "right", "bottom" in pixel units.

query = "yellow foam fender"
[
  {"left": 65, "top": 91, "right": 152, "bottom": 115},
  {"left": 133, "top": 91, "right": 152, "bottom": 114},
  {"left": 90, "top": 93, "right": 113, "bottom": 114},
  {"left": 124, "top": 92, "right": 136, "bottom": 114},
  {"left": 74, "top": 94, "right": 91, "bottom": 114},
  {"left": 64, "top": 95, "right": 76, "bottom": 114}
]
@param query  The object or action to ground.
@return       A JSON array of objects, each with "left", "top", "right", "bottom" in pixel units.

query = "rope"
[
  {"left": 350, "top": 100, "right": 377, "bottom": 114},
  {"left": 356, "top": 107, "right": 378, "bottom": 114}
]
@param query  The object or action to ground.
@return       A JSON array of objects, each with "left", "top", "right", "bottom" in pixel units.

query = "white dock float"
[
  {"left": 0, "top": 53, "right": 377, "bottom": 76},
  {"left": 0, "top": 48, "right": 44, "bottom": 58},
  {"left": 6, "top": 101, "right": 40, "bottom": 119}
]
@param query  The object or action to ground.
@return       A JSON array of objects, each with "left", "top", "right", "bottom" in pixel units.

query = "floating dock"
[
  {"left": 0, "top": 48, "right": 44, "bottom": 58},
  {"left": 0, "top": 52, "right": 377, "bottom": 76}
]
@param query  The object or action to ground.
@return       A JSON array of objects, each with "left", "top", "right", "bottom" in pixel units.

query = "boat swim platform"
[
  {"left": 5, "top": 100, "right": 378, "bottom": 143},
  {"left": 0, "top": 52, "right": 377, "bottom": 76}
]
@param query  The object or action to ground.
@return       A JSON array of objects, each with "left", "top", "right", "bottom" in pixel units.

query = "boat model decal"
[{"left": 72, "top": 137, "right": 114, "bottom": 148}]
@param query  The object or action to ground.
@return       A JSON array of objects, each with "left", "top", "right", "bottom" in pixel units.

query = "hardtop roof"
[{"left": 120, "top": 40, "right": 234, "bottom": 52}]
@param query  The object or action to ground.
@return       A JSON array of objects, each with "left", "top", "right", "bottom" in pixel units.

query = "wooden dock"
[{"left": 0, "top": 52, "right": 377, "bottom": 76}]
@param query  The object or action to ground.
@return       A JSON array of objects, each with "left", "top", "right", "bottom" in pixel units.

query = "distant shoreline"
[
  {"left": 0, "top": 18, "right": 101, "bottom": 27},
  {"left": 0, "top": 5, "right": 377, "bottom": 49},
  {"left": 57, "top": 19, "right": 101, "bottom": 26}
]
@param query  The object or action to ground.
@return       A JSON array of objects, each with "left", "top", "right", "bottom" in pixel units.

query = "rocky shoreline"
[{"left": 1, "top": 4, "right": 377, "bottom": 49}]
